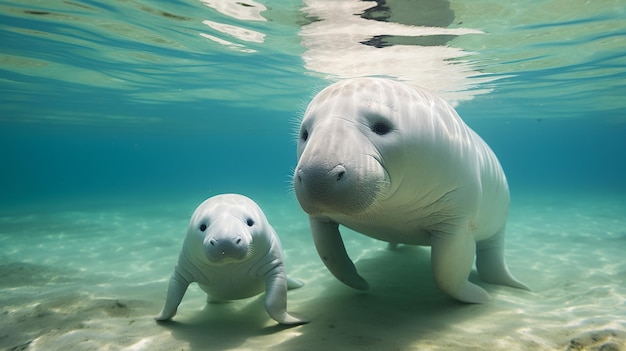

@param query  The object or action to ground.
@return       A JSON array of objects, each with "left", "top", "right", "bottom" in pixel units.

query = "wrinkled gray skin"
[
  {"left": 155, "top": 194, "right": 308, "bottom": 325},
  {"left": 293, "top": 77, "right": 529, "bottom": 303}
]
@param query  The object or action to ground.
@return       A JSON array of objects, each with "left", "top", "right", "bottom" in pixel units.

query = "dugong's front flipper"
[
  {"left": 310, "top": 219, "right": 369, "bottom": 291},
  {"left": 431, "top": 229, "right": 490, "bottom": 304},
  {"left": 155, "top": 269, "right": 191, "bottom": 321},
  {"left": 264, "top": 270, "right": 309, "bottom": 325}
]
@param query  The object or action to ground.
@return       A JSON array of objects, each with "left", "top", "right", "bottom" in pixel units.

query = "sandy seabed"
[{"left": 1, "top": 189, "right": 625, "bottom": 351}]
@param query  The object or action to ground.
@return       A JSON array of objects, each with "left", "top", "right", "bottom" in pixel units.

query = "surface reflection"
[{"left": 299, "top": 0, "right": 494, "bottom": 105}]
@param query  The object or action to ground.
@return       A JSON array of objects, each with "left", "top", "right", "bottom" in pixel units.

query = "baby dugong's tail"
[{"left": 475, "top": 229, "right": 530, "bottom": 291}]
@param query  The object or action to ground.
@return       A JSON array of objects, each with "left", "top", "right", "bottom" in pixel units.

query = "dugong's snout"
[
  {"left": 204, "top": 234, "right": 250, "bottom": 263},
  {"left": 294, "top": 111, "right": 390, "bottom": 216},
  {"left": 294, "top": 163, "right": 349, "bottom": 209},
  {"left": 294, "top": 160, "right": 383, "bottom": 216},
  {"left": 295, "top": 163, "right": 347, "bottom": 193}
]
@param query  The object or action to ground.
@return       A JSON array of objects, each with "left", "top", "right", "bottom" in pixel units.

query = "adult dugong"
[
  {"left": 293, "top": 77, "right": 528, "bottom": 303},
  {"left": 155, "top": 194, "right": 308, "bottom": 325}
]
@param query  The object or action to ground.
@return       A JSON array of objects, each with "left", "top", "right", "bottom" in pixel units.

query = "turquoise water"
[{"left": 1, "top": 1, "right": 625, "bottom": 350}]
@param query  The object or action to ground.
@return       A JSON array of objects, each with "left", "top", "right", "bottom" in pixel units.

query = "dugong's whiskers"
[
  {"left": 289, "top": 100, "right": 309, "bottom": 143},
  {"left": 290, "top": 119, "right": 303, "bottom": 143},
  {"left": 244, "top": 244, "right": 255, "bottom": 260},
  {"left": 374, "top": 179, "right": 391, "bottom": 197},
  {"left": 284, "top": 170, "right": 297, "bottom": 199},
  {"left": 347, "top": 181, "right": 389, "bottom": 222}
]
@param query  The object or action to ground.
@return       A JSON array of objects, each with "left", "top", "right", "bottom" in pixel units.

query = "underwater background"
[{"left": 1, "top": 0, "right": 625, "bottom": 350}]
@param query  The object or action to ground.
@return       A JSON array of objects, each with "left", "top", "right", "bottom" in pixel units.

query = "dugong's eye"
[
  {"left": 246, "top": 218, "right": 254, "bottom": 227},
  {"left": 371, "top": 121, "right": 391, "bottom": 135},
  {"left": 199, "top": 224, "right": 207, "bottom": 232},
  {"left": 300, "top": 128, "right": 308, "bottom": 142}
]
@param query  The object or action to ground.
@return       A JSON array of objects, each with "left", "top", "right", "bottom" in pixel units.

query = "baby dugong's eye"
[
  {"left": 246, "top": 218, "right": 254, "bottom": 227},
  {"left": 199, "top": 223, "right": 207, "bottom": 232}
]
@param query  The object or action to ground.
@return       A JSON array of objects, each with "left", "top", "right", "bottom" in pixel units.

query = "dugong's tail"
[{"left": 476, "top": 229, "right": 530, "bottom": 291}]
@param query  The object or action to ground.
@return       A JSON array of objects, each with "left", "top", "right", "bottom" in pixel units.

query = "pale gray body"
[
  {"left": 293, "top": 77, "right": 528, "bottom": 303},
  {"left": 155, "top": 194, "right": 307, "bottom": 325}
]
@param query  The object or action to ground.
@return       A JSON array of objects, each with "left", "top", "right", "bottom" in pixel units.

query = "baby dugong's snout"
[{"left": 204, "top": 234, "right": 248, "bottom": 263}]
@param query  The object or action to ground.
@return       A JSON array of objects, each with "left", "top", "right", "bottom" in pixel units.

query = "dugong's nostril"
[
  {"left": 209, "top": 239, "right": 216, "bottom": 246},
  {"left": 235, "top": 236, "right": 242, "bottom": 245},
  {"left": 331, "top": 164, "right": 346, "bottom": 182},
  {"left": 336, "top": 170, "right": 345, "bottom": 181}
]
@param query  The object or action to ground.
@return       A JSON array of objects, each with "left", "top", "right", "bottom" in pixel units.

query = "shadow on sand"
[{"left": 158, "top": 245, "right": 493, "bottom": 351}]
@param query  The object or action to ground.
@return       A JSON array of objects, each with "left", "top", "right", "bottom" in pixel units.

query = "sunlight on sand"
[{"left": 1, "top": 191, "right": 625, "bottom": 350}]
